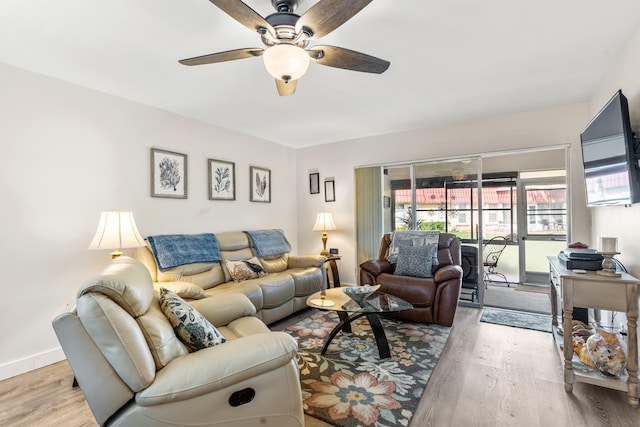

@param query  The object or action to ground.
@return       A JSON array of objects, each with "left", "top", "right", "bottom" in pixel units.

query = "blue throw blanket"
[
  {"left": 245, "top": 229, "right": 292, "bottom": 257},
  {"left": 147, "top": 233, "right": 221, "bottom": 272}
]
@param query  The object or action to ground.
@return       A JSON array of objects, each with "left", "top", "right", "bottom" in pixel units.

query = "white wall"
[
  {"left": 7, "top": 31, "right": 634, "bottom": 379},
  {"left": 296, "top": 103, "right": 590, "bottom": 285},
  {"left": 589, "top": 24, "right": 640, "bottom": 278},
  {"left": 0, "top": 63, "right": 298, "bottom": 380}
]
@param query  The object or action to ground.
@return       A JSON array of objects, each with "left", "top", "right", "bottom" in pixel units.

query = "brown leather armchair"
[{"left": 359, "top": 233, "right": 463, "bottom": 327}]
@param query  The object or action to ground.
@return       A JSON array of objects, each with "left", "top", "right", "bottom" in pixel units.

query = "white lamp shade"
[
  {"left": 263, "top": 44, "right": 310, "bottom": 82},
  {"left": 88, "top": 211, "right": 145, "bottom": 251},
  {"left": 313, "top": 212, "right": 336, "bottom": 232}
]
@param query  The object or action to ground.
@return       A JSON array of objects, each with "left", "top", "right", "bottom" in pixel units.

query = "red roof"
[{"left": 394, "top": 187, "right": 564, "bottom": 205}]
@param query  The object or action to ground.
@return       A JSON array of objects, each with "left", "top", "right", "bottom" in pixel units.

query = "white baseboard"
[{"left": 0, "top": 347, "right": 66, "bottom": 381}]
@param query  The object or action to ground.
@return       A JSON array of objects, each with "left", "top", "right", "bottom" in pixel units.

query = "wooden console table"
[{"left": 548, "top": 256, "right": 639, "bottom": 407}]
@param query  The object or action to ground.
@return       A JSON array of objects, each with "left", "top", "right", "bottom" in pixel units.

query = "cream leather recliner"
[{"left": 52, "top": 256, "right": 304, "bottom": 427}]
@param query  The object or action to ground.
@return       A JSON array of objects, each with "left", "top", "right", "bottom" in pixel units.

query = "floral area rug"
[
  {"left": 480, "top": 307, "right": 551, "bottom": 332},
  {"left": 282, "top": 310, "right": 451, "bottom": 427}
]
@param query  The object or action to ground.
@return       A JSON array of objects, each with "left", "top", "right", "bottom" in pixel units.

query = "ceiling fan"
[{"left": 179, "top": 0, "right": 390, "bottom": 96}]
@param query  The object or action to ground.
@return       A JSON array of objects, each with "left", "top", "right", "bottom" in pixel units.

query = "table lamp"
[
  {"left": 88, "top": 211, "right": 145, "bottom": 259},
  {"left": 313, "top": 212, "right": 336, "bottom": 257}
]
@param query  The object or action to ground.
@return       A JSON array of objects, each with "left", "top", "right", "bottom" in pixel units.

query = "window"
[
  {"left": 524, "top": 185, "right": 567, "bottom": 235},
  {"left": 391, "top": 174, "right": 518, "bottom": 243}
]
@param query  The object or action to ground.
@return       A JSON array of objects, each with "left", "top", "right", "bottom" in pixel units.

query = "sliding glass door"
[
  {"left": 355, "top": 146, "right": 568, "bottom": 309},
  {"left": 383, "top": 158, "right": 484, "bottom": 305}
]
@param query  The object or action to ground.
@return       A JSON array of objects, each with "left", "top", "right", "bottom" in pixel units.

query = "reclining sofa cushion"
[
  {"left": 259, "top": 253, "right": 290, "bottom": 273},
  {"left": 153, "top": 281, "right": 206, "bottom": 300},
  {"left": 155, "top": 263, "right": 225, "bottom": 291},
  {"left": 76, "top": 257, "right": 159, "bottom": 391},
  {"left": 78, "top": 256, "right": 154, "bottom": 317},
  {"left": 79, "top": 256, "right": 194, "bottom": 371},
  {"left": 289, "top": 267, "right": 324, "bottom": 296}
]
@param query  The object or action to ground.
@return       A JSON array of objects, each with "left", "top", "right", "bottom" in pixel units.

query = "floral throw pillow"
[
  {"left": 393, "top": 244, "right": 437, "bottom": 278},
  {"left": 159, "top": 288, "right": 226, "bottom": 352},
  {"left": 225, "top": 257, "right": 267, "bottom": 282}
]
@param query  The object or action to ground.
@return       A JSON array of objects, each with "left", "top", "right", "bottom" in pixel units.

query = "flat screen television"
[{"left": 580, "top": 90, "right": 640, "bottom": 206}]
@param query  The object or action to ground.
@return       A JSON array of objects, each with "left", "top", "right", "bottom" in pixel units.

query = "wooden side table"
[
  {"left": 548, "top": 256, "right": 639, "bottom": 407},
  {"left": 325, "top": 256, "right": 341, "bottom": 288}
]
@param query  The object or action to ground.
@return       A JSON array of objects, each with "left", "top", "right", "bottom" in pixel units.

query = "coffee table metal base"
[{"left": 322, "top": 311, "right": 390, "bottom": 359}]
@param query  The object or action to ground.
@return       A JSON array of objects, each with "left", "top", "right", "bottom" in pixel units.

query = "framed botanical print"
[
  {"left": 208, "top": 159, "right": 235, "bottom": 201},
  {"left": 309, "top": 172, "right": 320, "bottom": 194},
  {"left": 250, "top": 166, "right": 271, "bottom": 203},
  {"left": 325, "top": 179, "right": 335, "bottom": 202},
  {"left": 150, "top": 148, "right": 187, "bottom": 199}
]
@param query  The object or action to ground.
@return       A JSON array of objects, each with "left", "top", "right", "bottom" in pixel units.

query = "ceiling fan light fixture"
[{"left": 263, "top": 44, "right": 310, "bottom": 82}]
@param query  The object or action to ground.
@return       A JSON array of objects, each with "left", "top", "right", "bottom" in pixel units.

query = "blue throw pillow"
[
  {"left": 159, "top": 288, "right": 226, "bottom": 352},
  {"left": 393, "top": 244, "right": 437, "bottom": 278}
]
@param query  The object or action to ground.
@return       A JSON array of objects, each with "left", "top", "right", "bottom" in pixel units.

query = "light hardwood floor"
[{"left": 1, "top": 307, "right": 637, "bottom": 426}]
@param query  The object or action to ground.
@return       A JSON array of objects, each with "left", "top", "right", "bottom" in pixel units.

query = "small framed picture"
[
  {"left": 309, "top": 172, "right": 320, "bottom": 194},
  {"left": 150, "top": 148, "right": 187, "bottom": 199},
  {"left": 383, "top": 196, "right": 391, "bottom": 208},
  {"left": 250, "top": 166, "right": 271, "bottom": 203},
  {"left": 208, "top": 159, "right": 235, "bottom": 201},
  {"left": 329, "top": 248, "right": 339, "bottom": 255},
  {"left": 325, "top": 179, "right": 335, "bottom": 202}
]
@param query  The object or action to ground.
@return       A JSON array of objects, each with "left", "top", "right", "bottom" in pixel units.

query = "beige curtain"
[{"left": 355, "top": 167, "right": 383, "bottom": 272}]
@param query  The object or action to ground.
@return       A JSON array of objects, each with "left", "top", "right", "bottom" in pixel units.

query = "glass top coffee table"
[{"left": 306, "top": 286, "right": 413, "bottom": 359}]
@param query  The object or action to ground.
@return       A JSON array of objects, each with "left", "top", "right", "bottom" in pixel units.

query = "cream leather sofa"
[
  {"left": 135, "top": 231, "right": 326, "bottom": 325},
  {"left": 52, "top": 256, "right": 304, "bottom": 427}
]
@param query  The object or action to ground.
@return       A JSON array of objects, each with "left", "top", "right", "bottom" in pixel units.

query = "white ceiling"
[{"left": 2, "top": 0, "right": 640, "bottom": 148}]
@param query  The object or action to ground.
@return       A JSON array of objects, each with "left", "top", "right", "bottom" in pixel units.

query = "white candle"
[{"left": 599, "top": 237, "right": 618, "bottom": 253}]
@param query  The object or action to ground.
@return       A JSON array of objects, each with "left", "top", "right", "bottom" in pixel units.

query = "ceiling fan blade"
[
  {"left": 179, "top": 48, "right": 263, "bottom": 66},
  {"left": 209, "top": 0, "right": 274, "bottom": 35},
  {"left": 308, "top": 45, "right": 389, "bottom": 74},
  {"left": 275, "top": 78, "right": 297, "bottom": 96},
  {"left": 296, "top": 0, "right": 372, "bottom": 38}
]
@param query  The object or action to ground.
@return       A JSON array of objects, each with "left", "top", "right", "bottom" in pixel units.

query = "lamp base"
[
  {"left": 309, "top": 298, "right": 335, "bottom": 307},
  {"left": 319, "top": 231, "right": 329, "bottom": 257},
  {"left": 596, "top": 252, "right": 621, "bottom": 277},
  {"left": 110, "top": 250, "right": 123, "bottom": 259}
]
